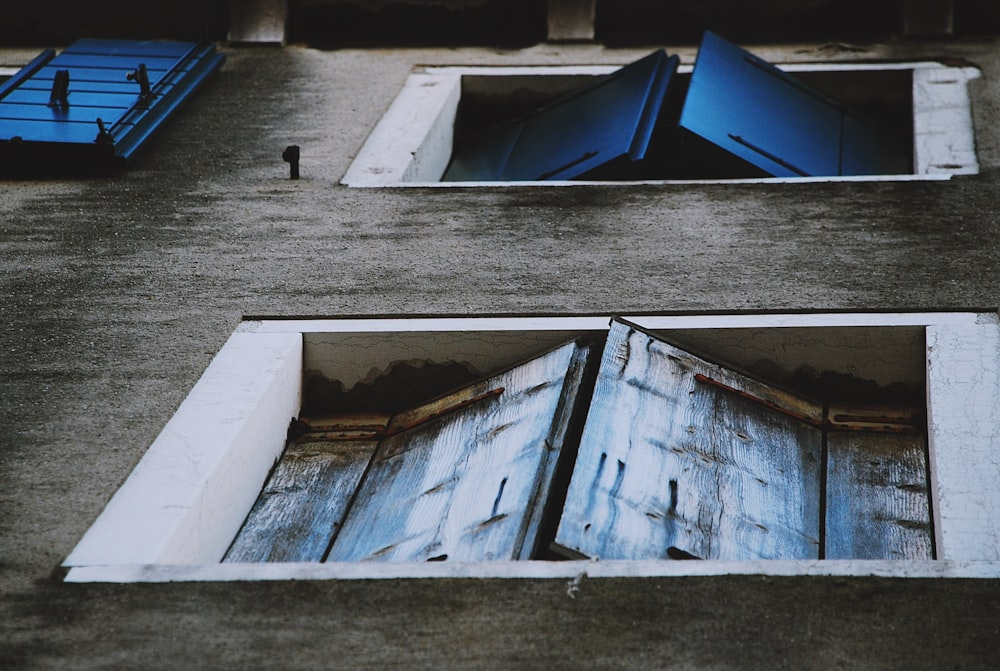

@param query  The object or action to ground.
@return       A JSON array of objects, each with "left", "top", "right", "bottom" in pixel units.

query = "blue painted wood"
[
  {"left": 554, "top": 319, "right": 824, "bottom": 561},
  {"left": 1, "top": 89, "right": 137, "bottom": 108},
  {"left": 29, "top": 66, "right": 173, "bottom": 85},
  {"left": 679, "top": 31, "right": 909, "bottom": 177},
  {"left": 0, "top": 38, "right": 224, "bottom": 174},
  {"left": 0, "top": 102, "right": 128, "bottom": 123},
  {"left": 65, "top": 39, "right": 197, "bottom": 59},
  {"left": 444, "top": 50, "right": 678, "bottom": 181},
  {"left": 45, "top": 54, "right": 182, "bottom": 73},
  {"left": 327, "top": 341, "right": 591, "bottom": 563}
]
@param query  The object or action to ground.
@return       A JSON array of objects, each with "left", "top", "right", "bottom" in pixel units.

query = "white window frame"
[
  {"left": 63, "top": 311, "right": 1000, "bottom": 582},
  {"left": 341, "top": 61, "right": 980, "bottom": 187}
]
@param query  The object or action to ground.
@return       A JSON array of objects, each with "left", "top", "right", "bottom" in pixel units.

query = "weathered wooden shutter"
[
  {"left": 825, "top": 420, "right": 934, "bottom": 559},
  {"left": 327, "top": 340, "right": 593, "bottom": 562},
  {"left": 0, "top": 39, "right": 224, "bottom": 175},
  {"left": 554, "top": 319, "right": 824, "bottom": 561},
  {"left": 223, "top": 416, "right": 385, "bottom": 562},
  {"left": 227, "top": 339, "right": 593, "bottom": 563},
  {"left": 443, "top": 50, "right": 678, "bottom": 181},
  {"left": 677, "top": 31, "right": 909, "bottom": 177}
]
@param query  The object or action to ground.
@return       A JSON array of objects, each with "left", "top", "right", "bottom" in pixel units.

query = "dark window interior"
[{"left": 444, "top": 32, "right": 913, "bottom": 181}]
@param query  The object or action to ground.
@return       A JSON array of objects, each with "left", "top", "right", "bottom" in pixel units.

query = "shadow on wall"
[
  {"left": 292, "top": 0, "right": 1000, "bottom": 47},
  {"left": 0, "top": 0, "right": 229, "bottom": 44},
  {"left": 597, "top": 0, "right": 1000, "bottom": 45},
  {"left": 289, "top": 0, "right": 546, "bottom": 47},
  {"left": 2, "top": 0, "right": 999, "bottom": 46}
]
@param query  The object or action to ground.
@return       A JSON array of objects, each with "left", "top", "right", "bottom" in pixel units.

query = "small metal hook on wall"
[{"left": 282, "top": 145, "right": 300, "bottom": 179}]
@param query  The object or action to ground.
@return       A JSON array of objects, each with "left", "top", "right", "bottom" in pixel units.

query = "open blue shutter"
[
  {"left": 444, "top": 50, "right": 678, "bottom": 181},
  {"left": 0, "top": 39, "right": 224, "bottom": 175},
  {"left": 678, "top": 31, "right": 909, "bottom": 177}
]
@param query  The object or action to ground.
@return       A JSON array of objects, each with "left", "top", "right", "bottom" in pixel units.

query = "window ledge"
[{"left": 64, "top": 559, "right": 1000, "bottom": 583}]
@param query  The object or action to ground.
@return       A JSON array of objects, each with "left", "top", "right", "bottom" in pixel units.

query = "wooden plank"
[
  {"left": 0, "top": 102, "right": 129, "bottom": 124},
  {"left": 31, "top": 66, "right": 172, "bottom": 85},
  {"left": 1, "top": 89, "right": 136, "bottom": 108},
  {"left": 825, "top": 431, "right": 933, "bottom": 559},
  {"left": 0, "top": 117, "right": 127, "bottom": 143},
  {"left": 326, "top": 341, "right": 588, "bottom": 563},
  {"left": 63, "top": 39, "right": 198, "bottom": 59},
  {"left": 48, "top": 54, "right": 182, "bottom": 73},
  {"left": 554, "top": 320, "right": 823, "bottom": 561},
  {"left": 223, "top": 437, "right": 377, "bottom": 563}
]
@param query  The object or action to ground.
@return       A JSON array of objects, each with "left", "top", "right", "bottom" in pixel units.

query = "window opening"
[
  {"left": 442, "top": 32, "right": 911, "bottom": 182},
  {"left": 342, "top": 41, "right": 978, "bottom": 186},
  {"left": 0, "top": 38, "right": 225, "bottom": 176},
  {"left": 226, "top": 318, "right": 931, "bottom": 563}
]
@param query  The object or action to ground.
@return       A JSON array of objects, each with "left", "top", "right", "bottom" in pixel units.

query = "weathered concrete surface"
[{"left": 2, "top": 40, "right": 1000, "bottom": 669}]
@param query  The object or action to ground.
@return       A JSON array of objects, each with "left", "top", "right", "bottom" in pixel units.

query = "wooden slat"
[
  {"left": 223, "top": 438, "right": 378, "bottom": 563},
  {"left": 1, "top": 89, "right": 136, "bottom": 108},
  {"left": 0, "top": 117, "right": 128, "bottom": 143},
  {"left": 31, "top": 66, "right": 172, "bottom": 85},
  {"left": 326, "top": 341, "right": 589, "bottom": 563},
  {"left": 0, "top": 102, "right": 129, "bottom": 123},
  {"left": 383, "top": 383, "right": 506, "bottom": 447},
  {"left": 825, "top": 431, "right": 933, "bottom": 559},
  {"left": 64, "top": 39, "right": 197, "bottom": 59},
  {"left": 48, "top": 54, "right": 182, "bottom": 72},
  {"left": 554, "top": 320, "right": 823, "bottom": 561}
]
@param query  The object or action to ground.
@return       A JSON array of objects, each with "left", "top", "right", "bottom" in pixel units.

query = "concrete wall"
[{"left": 3, "top": 34, "right": 1000, "bottom": 670}]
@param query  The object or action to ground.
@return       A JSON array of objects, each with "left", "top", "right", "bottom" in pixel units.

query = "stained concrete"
[{"left": 2, "top": 39, "right": 1000, "bottom": 669}]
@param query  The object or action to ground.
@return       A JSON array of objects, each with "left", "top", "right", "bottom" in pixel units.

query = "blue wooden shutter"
[
  {"left": 444, "top": 50, "right": 678, "bottom": 181},
  {"left": 678, "top": 31, "right": 909, "bottom": 177},
  {"left": 0, "top": 39, "right": 224, "bottom": 175}
]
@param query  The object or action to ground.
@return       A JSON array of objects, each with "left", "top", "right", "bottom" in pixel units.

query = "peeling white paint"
[
  {"left": 913, "top": 66, "right": 981, "bottom": 175},
  {"left": 926, "top": 314, "right": 1000, "bottom": 561}
]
